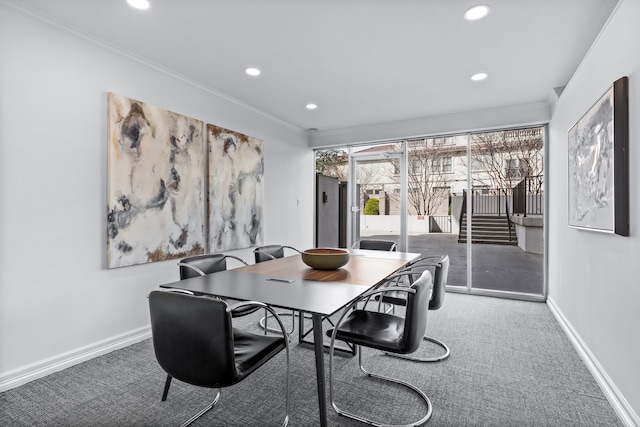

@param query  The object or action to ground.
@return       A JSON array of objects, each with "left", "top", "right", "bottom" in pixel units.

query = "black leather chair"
[
  {"left": 352, "top": 239, "right": 397, "bottom": 251},
  {"left": 326, "top": 270, "right": 433, "bottom": 426},
  {"left": 253, "top": 244, "right": 302, "bottom": 263},
  {"left": 383, "top": 254, "right": 451, "bottom": 362},
  {"left": 148, "top": 290, "right": 290, "bottom": 427},
  {"left": 178, "top": 253, "right": 260, "bottom": 318},
  {"left": 253, "top": 245, "right": 302, "bottom": 334},
  {"left": 178, "top": 253, "right": 247, "bottom": 278}
]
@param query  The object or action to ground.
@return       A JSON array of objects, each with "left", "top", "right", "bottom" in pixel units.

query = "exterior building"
[{"left": 318, "top": 127, "right": 544, "bottom": 218}]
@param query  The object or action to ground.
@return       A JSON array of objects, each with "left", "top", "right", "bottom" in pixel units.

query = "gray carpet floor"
[{"left": 0, "top": 293, "right": 622, "bottom": 426}]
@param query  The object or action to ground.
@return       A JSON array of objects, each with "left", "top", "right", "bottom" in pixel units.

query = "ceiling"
[{"left": 5, "top": 0, "right": 618, "bottom": 133}]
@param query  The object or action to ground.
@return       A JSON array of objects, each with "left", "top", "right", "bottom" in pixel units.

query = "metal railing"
[
  {"left": 429, "top": 215, "right": 452, "bottom": 233},
  {"left": 512, "top": 175, "right": 543, "bottom": 217},
  {"left": 504, "top": 191, "right": 515, "bottom": 242},
  {"left": 459, "top": 178, "right": 542, "bottom": 243},
  {"left": 471, "top": 190, "right": 508, "bottom": 215},
  {"left": 466, "top": 177, "right": 543, "bottom": 218}
]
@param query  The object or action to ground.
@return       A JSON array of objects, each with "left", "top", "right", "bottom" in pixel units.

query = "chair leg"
[
  {"left": 262, "top": 304, "right": 292, "bottom": 427},
  {"left": 386, "top": 335, "right": 450, "bottom": 362},
  {"left": 329, "top": 344, "right": 433, "bottom": 426},
  {"left": 178, "top": 389, "right": 221, "bottom": 427},
  {"left": 161, "top": 374, "right": 172, "bottom": 401}
]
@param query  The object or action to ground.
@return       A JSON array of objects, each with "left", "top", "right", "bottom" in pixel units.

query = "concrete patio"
[{"left": 365, "top": 233, "right": 544, "bottom": 296}]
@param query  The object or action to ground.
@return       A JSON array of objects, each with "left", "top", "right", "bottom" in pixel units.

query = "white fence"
[{"left": 359, "top": 215, "right": 457, "bottom": 235}]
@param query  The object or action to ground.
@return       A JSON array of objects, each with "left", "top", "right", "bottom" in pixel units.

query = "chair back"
[
  {"left": 148, "top": 291, "right": 238, "bottom": 387},
  {"left": 429, "top": 255, "right": 450, "bottom": 311},
  {"left": 254, "top": 245, "right": 285, "bottom": 263},
  {"left": 179, "top": 254, "right": 228, "bottom": 279},
  {"left": 402, "top": 270, "right": 433, "bottom": 354},
  {"left": 356, "top": 239, "right": 397, "bottom": 251}
]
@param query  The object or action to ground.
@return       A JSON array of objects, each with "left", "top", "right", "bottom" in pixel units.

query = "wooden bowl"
[{"left": 301, "top": 248, "right": 350, "bottom": 270}]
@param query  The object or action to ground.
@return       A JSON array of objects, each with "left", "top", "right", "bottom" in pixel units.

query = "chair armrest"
[
  {"left": 398, "top": 266, "right": 436, "bottom": 277},
  {"left": 379, "top": 270, "right": 420, "bottom": 287},
  {"left": 357, "top": 270, "right": 415, "bottom": 310},
  {"left": 177, "top": 262, "right": 207, "bottom": 277},
  {"left": 407, "top": 255, "right": 444, "bottom": 267},
  {"left": 283, "top": 245, "right": 302, "bottom": 254},
  {"left": 227, "top": 301, "right": 291, "bottom": 342},
  {"left": 147, "top": 288, "right": 196, "bottom": 298},
  {"left": 225, "top": 255, "right": 249, "bottom": 266},
  {"left": 355, "top": 286, "right": 417, "bottom": 306}
]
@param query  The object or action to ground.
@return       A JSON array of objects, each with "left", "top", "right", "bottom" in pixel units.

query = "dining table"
[{"left": 159, "top": 248, "right": 421, "bottom": 426}]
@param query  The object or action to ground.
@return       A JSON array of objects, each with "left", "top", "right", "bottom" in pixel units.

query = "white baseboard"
[
  {"left": 0, "top": 326, "right": 151, "bottom": 393},
  {"left": 547, "top": 297, "right": 640, "bottom": 427}
]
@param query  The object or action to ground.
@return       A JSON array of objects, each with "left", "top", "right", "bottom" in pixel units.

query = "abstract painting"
[
  {"left": 107, "top": 93, "right": 206, "bottom": 268},
  {"left": 568, "top": 76, "right": 629, "bottom": 236},
  {"left": 208, "top": 124, "right": 264, "bottom": 251}
]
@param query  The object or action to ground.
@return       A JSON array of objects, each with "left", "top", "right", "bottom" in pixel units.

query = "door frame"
[{"left": 347, "top": 144, "right": 408, "bottom": 251}]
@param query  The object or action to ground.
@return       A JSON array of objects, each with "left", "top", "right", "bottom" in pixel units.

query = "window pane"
[{"left": 443, "top": 156, "right": 452, "bottom": 172}]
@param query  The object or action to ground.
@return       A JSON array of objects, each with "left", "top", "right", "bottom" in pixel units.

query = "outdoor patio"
[{"left": 366, "top": 233, "right": 544, "bottom": 295}]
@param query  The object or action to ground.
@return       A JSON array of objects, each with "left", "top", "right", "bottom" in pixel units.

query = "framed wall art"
[
  {"left": 107, "top": 93, "right": 206, "bottom": 268},
  {"left": 568, "top": 76, "right": 629, "bottom": 236},
  {"left": 207, "top": 124, "right": 264, "bottom": 251}
]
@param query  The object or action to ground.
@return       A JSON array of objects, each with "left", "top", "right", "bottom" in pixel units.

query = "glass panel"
[
  {"left": 469, "top": 127, "right": 545, "bottom": 295},
  {"left": 405, "top": 136, "right": 468, "bottom": 289},
  {"left": 350, "top": 143, "right": 403, "bottom": 248},
  {"left": 314, "top": 126, "right": 546, "bottom": 300}
]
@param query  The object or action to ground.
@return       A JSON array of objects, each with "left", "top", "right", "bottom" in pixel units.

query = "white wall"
[
  {"left": 548, "top": 0, "right": 639, "bottom": 424},
  {"left": 0, "top": 6, "right": 313, "bottom": 390},
  {"left": 309, "top": 102, "right": 550, "bottom": 147}
]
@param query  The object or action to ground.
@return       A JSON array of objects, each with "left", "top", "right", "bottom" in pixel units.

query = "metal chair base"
[
  {"left": 330, "top": 346, "right": 432, "bottom": 427},
  {"left": 179, "top": 389, "right": 221, "bottom": 427},
  {"left": 386, "top": 336, "right": 450, "bottom": 363},
  {"left": 259, "top": 310, "right": 298, "bottom": 334},
  {"left": 175, "top": 389, "right": 289, "bottom": 427}
]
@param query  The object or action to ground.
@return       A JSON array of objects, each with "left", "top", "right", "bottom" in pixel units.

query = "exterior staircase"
[{"left": 458, "top": 214, "right": 517, "bottom": 245}]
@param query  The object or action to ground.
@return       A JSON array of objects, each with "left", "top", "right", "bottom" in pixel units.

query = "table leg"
[{"left": 312, "top": 313, "right": 328, "bottom": 427}]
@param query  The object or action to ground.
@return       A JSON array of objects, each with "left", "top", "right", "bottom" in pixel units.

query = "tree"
[
  {"left": 315, "top": 149, "right": 347, "bottom": 181},
  {"left": 406, "top": 139, "right": 452, "bottom": 215},
  {"left": 363, "top": 198, "right": 379, "bottom": 215},
  {"left": 384, "top": 139, "right": 451, "bottom": 216},
  {"left": 469, "top": 128, "right": 543, "bottom": 193}
]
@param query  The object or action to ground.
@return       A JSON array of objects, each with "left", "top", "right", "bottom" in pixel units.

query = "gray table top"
[{"left": 160, "top": 251, "right": 420, "bottom": 316}]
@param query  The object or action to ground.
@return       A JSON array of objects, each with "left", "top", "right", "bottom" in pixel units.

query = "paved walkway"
[{"left": 364, "top": 233, "right": 544, "bottom": 295}]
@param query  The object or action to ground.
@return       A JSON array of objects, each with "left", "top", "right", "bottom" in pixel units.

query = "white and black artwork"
[
  {"left": 207, "top": 124, "right": 264, "bottom": 251},
  {"left": 568, "top": 77, "right": 629, "bottom": 235},
  {"left": 107, "top": 93, "right": 206, "bottom": 268}
]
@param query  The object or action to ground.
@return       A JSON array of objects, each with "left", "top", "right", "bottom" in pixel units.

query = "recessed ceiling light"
[
  {"left": 245, "top": 67, "right": 261, "bottom": 76},
  {"left": 127, "top": 0, "right": 150, "bottom": 10},
  {"left": 464, "top": 5, "right": 490, "bottom": 21},
  {"left": 471, "top": 72, "right": 488, "bottom": 81},
  {"left": 305, "top": 103, "right": 318, "bottom": 110}
]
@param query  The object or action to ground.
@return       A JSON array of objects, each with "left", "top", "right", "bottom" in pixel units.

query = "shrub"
[{"left": 364, "top": 198, "right": 379, "bottom": 215}]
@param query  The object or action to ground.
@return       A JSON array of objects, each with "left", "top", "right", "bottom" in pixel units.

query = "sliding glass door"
[
  {"left": 403, "top": 135, "right": 468, "bottom": 289},
  {"left": 469, "top": 127, "right": 545, "bottom": 299},
  {"left": 348, "top": 143, "right": 406, "bottom": 250},
  {"left": 314, "top": 125, "right": 546, "bottom": 301}
]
